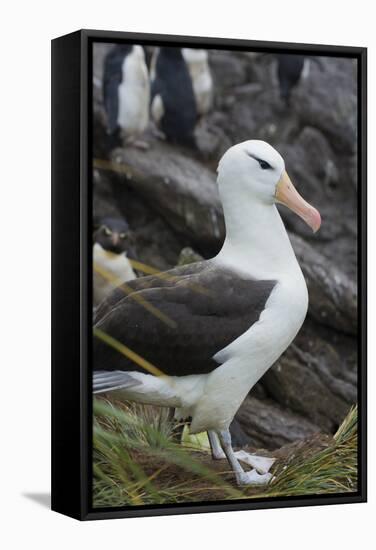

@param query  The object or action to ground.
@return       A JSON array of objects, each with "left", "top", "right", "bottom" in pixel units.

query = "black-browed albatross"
[{"left": 93, "top": 140, "right": 321, "bottom": 486}]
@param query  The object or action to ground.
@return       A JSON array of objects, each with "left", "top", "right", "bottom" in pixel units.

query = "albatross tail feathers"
[{"left": 93, "top": 370, "right": 141, "bottom": 394}]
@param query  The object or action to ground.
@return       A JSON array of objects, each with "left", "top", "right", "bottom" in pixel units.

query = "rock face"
[
  {"left": 93, "top": 166, "right": 183, "bottom": 271},
  {"left": 262, "top": 321, "right": 357, "bottom": 433},
  {"left": 230, "top": 396, "right": 321, "bottom": 450},
  {"left": 92, "top": 46, "right": 358, "bottom": 450},
  {"left": 108, "top": 142, "right": 224, "bottom": 256},
  {"left": 290, "top": 235, "right": 357, "bottom": 335},
  {"left": 294, "top": 57, "right": 357, "bottom": 155}
]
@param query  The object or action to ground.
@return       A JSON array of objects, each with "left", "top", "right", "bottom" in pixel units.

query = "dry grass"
[{"left": 93, "top": 399, "right": 358, "bottom": 508}]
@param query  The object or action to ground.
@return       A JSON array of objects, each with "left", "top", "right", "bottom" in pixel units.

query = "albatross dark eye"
[
  {"left": 246, "top": 151, "right": 273, "bottom": 170},
  {"left": 259, "top": 159, "right": 272, "bottom": 170}
]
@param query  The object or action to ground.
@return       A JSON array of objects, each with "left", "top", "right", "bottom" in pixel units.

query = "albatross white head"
[{"left": 216, "top": 140, "right": 321, "bottom": 276}]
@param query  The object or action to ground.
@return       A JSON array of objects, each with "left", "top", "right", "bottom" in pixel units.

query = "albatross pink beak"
[{"left": 275, "top": 171, "right": 321, "bottom": 233}]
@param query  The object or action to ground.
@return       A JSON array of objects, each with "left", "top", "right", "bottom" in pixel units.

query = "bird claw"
[
  {"left": 211, "top": 448, "right": 275, "bottom": 475},
  {"left": 234, "top": 451, "right": 275, "bottom": 474},
  {"left": 237, "top": 469, "right": 273, "bottom": 486}
]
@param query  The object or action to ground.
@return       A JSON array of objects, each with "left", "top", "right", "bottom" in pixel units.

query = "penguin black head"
[
  {"left": 276, "top": 54, "right": 306, "bottom": 107},
  {"left": 94, "top": 216, "right": 134, "bottom": 254},
  {"left": 105, "top": 44, "right": 133, "bottom": 70},
  {"left": 159, "top": 47, "right": 184, "bottom": 60},
  {"left": 113, "top": 44, "right": 133, "bottom": 56}
]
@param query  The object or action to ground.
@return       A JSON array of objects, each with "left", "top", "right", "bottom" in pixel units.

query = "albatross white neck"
[{"left": 216, "top": 186, "right": 300, "bottom": 280}]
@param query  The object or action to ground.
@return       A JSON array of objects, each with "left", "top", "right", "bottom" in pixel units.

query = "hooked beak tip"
[
  {"left": 311, "top": 209, "right": 321, "bottom": 233},
  {"left": 300, "top": 204, "right": 322, "bottom": 233},
  {"left": 276, "top": 170, "right": 321, "bottom": 234}
]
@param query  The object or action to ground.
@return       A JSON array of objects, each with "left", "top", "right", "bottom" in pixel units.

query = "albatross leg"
[
  {"left": 208, "top": 430, "right": 275, "bottom": 475},
  {"left": 208, "top": 430, "right": 226, "bottom": 460},
  {"left": 217, "top": 429, "right": 273, "bottom": 486}
]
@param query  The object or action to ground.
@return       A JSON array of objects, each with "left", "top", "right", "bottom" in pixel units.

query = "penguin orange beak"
[
  {"left": 111, "top": 233, "right": 120, "bottom": 246},
  {"left": 275, "top": 171, "right": 321, "bottom": 233}
]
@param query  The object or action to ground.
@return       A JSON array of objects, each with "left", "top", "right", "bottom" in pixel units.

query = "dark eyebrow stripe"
[
  {"left": 246, "top": 152, "right": 273, "bottom": 168},
  {"left": 246, "top": 152, "right": 263, "bottom": 162}
]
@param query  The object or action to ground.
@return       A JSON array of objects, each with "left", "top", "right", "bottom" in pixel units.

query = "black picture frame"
[{"left": 51, "top": 29, "right": 367, "bottom": 521}]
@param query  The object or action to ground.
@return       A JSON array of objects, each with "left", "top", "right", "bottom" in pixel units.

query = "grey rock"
[
  {"left": 231, "top": 396, "right": 320, "bottom": 450},
  {"left": 93, "top": 167, "right": 183, "bottom": 271},
  {"left": 209, "top": 50, "right": 249, "bottom": 92},
  {"left": 108, "top": 140, "right": 225, "bottom": 255},
  {"left": 194, "top": 113, "right": 233, "bottom": 162},
  {"left": 262, "top": 322, "right": 357, "bottom": 433},
  {"left": 294, "top": 57, "right": 357, "bottom": 154},
  {"left": 177, "top": 247, "right": 203, "bottom": 266},
  {"left": 291, "top": 234, "right": 357, "bottom": 334}
]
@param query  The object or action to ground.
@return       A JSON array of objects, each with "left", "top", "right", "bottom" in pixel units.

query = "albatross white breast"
[{"left": 93, "top": 140, "right": 321, "bottom": 486}]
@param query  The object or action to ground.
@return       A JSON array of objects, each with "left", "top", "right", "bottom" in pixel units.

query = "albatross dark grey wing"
[
  {"left": 94, "top": 261, "right": 209, "bottom": 323},
  {"left": 93, "top": 261, "right": 276, "bottom": 379}
]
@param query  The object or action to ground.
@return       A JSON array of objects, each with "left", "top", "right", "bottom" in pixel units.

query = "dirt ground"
[{"left": 132, "top": 433, "right": 333, "bottom": 502}]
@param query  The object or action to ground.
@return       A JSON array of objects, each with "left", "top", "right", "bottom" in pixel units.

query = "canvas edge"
[{"left": 51, "top": 29, "right": 367, "bottom": 521}]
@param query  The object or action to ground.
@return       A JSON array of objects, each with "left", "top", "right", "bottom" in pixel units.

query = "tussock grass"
[
  {"left": 93, "top": 398, "right": 243, "bottom": 507},
  {"left": 93, "top": 400, "right": 358, "bottom": 507},
  {"left": 262, "top": 405, "right": 358, "bottom": 497}
]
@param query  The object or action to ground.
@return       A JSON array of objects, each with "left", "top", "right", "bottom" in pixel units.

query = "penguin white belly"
[
  {"left": 117, "top": 46, "right": 150, "bottom": 137},
  {"left": 193, "top": 70, "right": 213, "bottom": 115},
  {"left": 93, "top": 243, "right": 136, "bottom": 306},
  {"left": 150, "top": 94, "right": 164, "bottom": 124},
  {"left": 182, "top": 49, "right": 213, "bottom": 115},
  {"left": 302, "top": 58, "right": 311, "bottom": 79}
]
